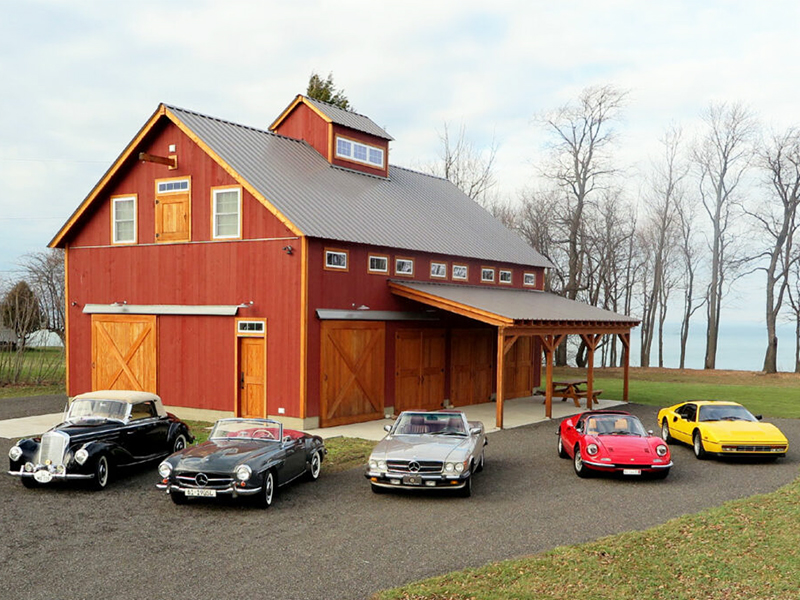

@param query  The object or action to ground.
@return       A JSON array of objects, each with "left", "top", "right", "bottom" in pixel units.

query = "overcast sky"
[{"left": 2, "top": 1, "right": 799, "bottom": 307}]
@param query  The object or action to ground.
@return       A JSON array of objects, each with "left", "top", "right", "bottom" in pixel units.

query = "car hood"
[
  {"left": 171, "top": 440, "right": 276, "bottom": 472},
  {"left": 595, "top": 435, "right": 664, "bottom": 457},
  {"left": 700, "top": 421, "right": 787, "bottom": 442},
  {"left": 49, "top": 421, "right": 122, "bottom": 440},
  {"left": 373, "top": 434, "right": 471, "bottom": 460}
]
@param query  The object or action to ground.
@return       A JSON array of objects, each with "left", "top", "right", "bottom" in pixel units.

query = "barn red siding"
[{"left": 271, "top": 102, "right": 330, "bottom": 161}]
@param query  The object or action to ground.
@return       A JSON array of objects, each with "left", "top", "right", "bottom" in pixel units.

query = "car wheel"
[
  {"left": 370, "top": 483, "right": 388, "bottom": 494},
  {"left": 652, "top": 468, "right": 670, "bottom": 480},
  {"left": 169, "top": 490, "right": 188, "bottom": 505},
  {"left": 172, "top": 433, "right": 188, "bottom": 453},
  {"left": 692, "top": 431, "right": 708, "bottom": 460},
  {"left": 573, "top": 446, "right": 592, "bottom": 478},
  {"left": 91, "top": 455, "right": 110, "bottom": 490},
  {"left": 557, "top": 434, "right": 569, "bottom": 458},
  {"left": 256, "top": 470, "right": 276, "bottom": 508},
  {"left": 457, "top": 474, "right": 472, "bottom": 498},
  {"left": 306, "top": 449, "right": 322, "bottom": 482},
  {"left": 475, "top": 449, "right": 485, "bottom": 472},
  {"left": 661, "top": 420, "right": 673, "bottom": 443},
  {"left": 20, "top": 477, "right": 38, "bottom": 489}
]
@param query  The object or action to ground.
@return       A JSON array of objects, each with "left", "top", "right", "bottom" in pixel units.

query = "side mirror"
[
  {"left": 282, "top": 435, "right": 293, "bottom": 444},
  {"left": 383, "top": 424, "right": 392, "bottom": 432},
  {"left": 755, "top": 414, "right": 763, "bottom": 421},
  {"left": 469, "top": 427, "right": 481, "bottom": 436},
  {"left": 647, "top": 429, "right": 654, "bottom": 435},
  {"left": 673, "top": 416, "right": 679, "bottom": 422}
]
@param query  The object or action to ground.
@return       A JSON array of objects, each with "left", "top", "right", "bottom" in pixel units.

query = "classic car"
[
  {"left": 557, "top": 410, "right": 672, "bottom": 478},
  {"left": 8, "top": 390, "right": 193, "bottom": 490},
  {"left": 365, "top": 410, "right": 487, "bottom": 497},
  {"left": 157, "top": 417, "right": 326, "bottom": 507},
  {"left": 657, "top": 400, "right": 789, "bottom": 459}
]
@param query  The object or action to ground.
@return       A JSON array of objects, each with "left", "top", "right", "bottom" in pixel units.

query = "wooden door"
[
  {"left": 92, "top": 315, "right": 157, "bottom": 393},
  {"left": 503, "top": 336, "right": 534, "bottom": 399},
  {"left": 320, "top": 321, "right": 385, "bottom": 427},
  {"left": 238, "top": 337, "right": 266, "bottom": 418},
  {"left": 450, "top": 329, "right": 493, "bottom": 406},
  {"left": 155, "top": 192, "right": 190, "bottom": 242},
  {"left": 394, "top": 329, "right": 445, "bottom": 412}
]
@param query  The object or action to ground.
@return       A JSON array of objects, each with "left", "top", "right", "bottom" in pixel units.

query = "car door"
[
  {"left": 277, "top": 437, "right": 307, "bottom": 482},
  {"left": 671, "top": 404, "right": 696, "bottom": 444},
  {"left": 126, "top": 401, "right": 165, "bottom": 460},
  {"left": 561, "top": 415, "right": 584, "bottom": 454}
]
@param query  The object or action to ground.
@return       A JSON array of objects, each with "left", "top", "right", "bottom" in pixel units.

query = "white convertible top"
[{"left": 71, "top": 390, "right": 167, "bottom": 418}]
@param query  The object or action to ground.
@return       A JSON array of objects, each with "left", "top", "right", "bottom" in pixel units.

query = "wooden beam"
[
  {"left": 503, "top": 334, "right": 519, "bottom": 355},
  {"left": 618, "top": 332, "right": 631, "bottom": 402},
  {"left": 543, "top": 334, "right": 555, "bottom": 419},
  {"left": 496, "top": 327, "right": 506, "bottom": 429},
  {"left": 139, "top": 152, "right": 176, "bottom": 168}
]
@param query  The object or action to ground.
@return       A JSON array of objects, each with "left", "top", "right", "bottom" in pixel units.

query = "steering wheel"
[{"left": 252, "top": 429, "right": 275, "bottom": 439}]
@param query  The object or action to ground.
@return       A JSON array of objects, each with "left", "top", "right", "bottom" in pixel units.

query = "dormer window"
[{"left": 335, "top": 135, "right": 385, "bottom": 168}]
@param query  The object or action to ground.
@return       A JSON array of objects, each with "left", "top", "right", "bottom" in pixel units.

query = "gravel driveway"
[{"left": 1, "top": 402, "right": 798, "bottom": 600}]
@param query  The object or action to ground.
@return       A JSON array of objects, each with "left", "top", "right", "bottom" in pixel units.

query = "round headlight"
[
  {"left": 444, "top": 462, "right": 455, "bottom": 472},
  {"left": 586, "top": 443, "right": 599, "bottom": 456},
  {"left": 455, "top": 462, "right": 464, "bottom": 473},
  {"left": 235, "top": 464, "right": 252, "bottom": 482},
  {"left": 656, "top": 445, "right": 668, "bottom": 457},
  {"left": 8, "top": 446, "right": 22, "bottom": 461},
  {"left": 56, "top": 465, "right": 66, "bottom": 474},
  {"left": 24, "top": 462, "right": 34, "bottom": 472},
  {"left": 369, "top": 460, "right": 378, "bottom": 469},
  {"left": 74, "top": 448, "right": 89, "bottom": 465},
  {"left": 157, "top": 462, "right": 172, "bottom": 478},
  {"left": 378, "top": 460, "right": 387, "bottom": 470}
]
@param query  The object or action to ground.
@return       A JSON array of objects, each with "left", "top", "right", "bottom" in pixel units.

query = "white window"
[
  {"left": 395, "top": 258, "right": 414, "bottom": 276},
  {"left": 368, "top": 255, "right": 388, "bottom": 273},
  {"left": 325, "top": 249, "right": 348, "bottom": 270},
  {"left": 335, "top": 135, "right": 384, "bottom": 168},
  {"left": 430, "top": 262, "right": 447, "bottom": 279},
  {"left": 112, "top": 196, "right": 136, "bottom": 244},
  {"left": 524, "top": 272, "right": 537, "bottom": 287},
  {"left": 481, "top": 268, "right": 495, "bottom": 283},
  {"left": 157, "top": 179, "right": 189, "bottom": 193},
  {"left": 237, "top": 321, "right": 265, "bottom": 334},
  {"left": 499, "top": 270, "right": 512, "bottom": 284},
  {"left": 212, "top": 187, "right": 241, "bottom": 239},
  {"left": 452, "top": 264, "right": 468, "bottom": 280}
]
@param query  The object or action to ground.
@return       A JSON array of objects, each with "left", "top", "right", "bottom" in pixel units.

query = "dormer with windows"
[{"left": 269, "top": 95, "right": 393, "bottom": 178}]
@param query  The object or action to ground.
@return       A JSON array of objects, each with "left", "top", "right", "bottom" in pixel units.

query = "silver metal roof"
[
  {"left": 167, "top": 105, "right": 551, "bottom": 268},
  {"left": 303, "top": 96, "right": 394, "bottom": 140},
  {"left": 393, "top": 281, "right": 640, "bottom": 324}
]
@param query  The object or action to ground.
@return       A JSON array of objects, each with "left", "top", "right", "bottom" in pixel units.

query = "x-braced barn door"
[
  {"left": 92, "top": 315, "right": 157, "bottom": 393},
  {"left": 320, "top": 321, "right": 385, "bottom": 427}
]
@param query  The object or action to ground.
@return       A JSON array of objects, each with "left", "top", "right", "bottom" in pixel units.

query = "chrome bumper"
[
  {"left": 156, "top": 483, "right": 260, "bottom": 497},
  {"left": 365, "top": 470, "right": 469, "bottom": 489},
  {"left": 8, "top": 467, "right": 94, "bottom": 481},
  {"left": 582, "top": 460, "right": 673, "bottom": 469}
]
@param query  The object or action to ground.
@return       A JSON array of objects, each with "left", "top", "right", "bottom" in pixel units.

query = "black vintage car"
[
  {"left": 157, "top": 418, "right": 326, "bottom": 507},
  {"left": 8, "top": 390, "right": 193, "bottom": 490}
]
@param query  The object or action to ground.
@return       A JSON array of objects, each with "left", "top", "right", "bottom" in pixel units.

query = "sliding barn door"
[{"left": 91, "top": 315, "right": 157, "bottom": 393}]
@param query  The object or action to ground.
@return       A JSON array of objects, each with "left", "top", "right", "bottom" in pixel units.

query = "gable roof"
[
  {"left": 52, "top": 103, "right": 551, "bottom": 268},
  {"left": 271, "top": 94, "right": 394, "bottom": 141}
]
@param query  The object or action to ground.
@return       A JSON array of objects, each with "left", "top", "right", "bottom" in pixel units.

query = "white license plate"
[
  {"left": 185, "top": 488, "right": 216, "bottom": 497},
  {"left": 34, "top": 470, "right": 53, "bottom": 483},
  {"left": 622, "top": 469, "right": 642, "bottom": 476}
]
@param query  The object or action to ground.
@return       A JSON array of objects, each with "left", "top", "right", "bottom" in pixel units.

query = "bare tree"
[
  {"left": 517, "top": 187, "right": 564, "bottom": 293},
  {"left": 20, "top": 249, "right": 65, "bottom": 344},
  {"left": 787, "top": 253, "right": 800, "bottom": 373},
  {"left": 744, "top": 128, "right": 800, "bottom": 372},
  {"left": 692, "top": 102, "right": 757, "bottom": 369},
  {"left": 675, "top": 196, "right": 706, "bottom": 369}
]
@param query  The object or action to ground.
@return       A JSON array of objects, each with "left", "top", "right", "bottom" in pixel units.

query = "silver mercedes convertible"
[{"left": 365, "top": 410, "right": 487, "bottom": 497}]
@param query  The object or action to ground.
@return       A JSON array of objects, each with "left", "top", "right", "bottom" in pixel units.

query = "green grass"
[
  {"left": 0, "top": 348, "right": 65, "bottom": 386},
  {"left": 0, "top": 383, "right": 65, "bottom": 399},
  {"left": 375, "top": 478, "right": 800, "bottom": 600}
]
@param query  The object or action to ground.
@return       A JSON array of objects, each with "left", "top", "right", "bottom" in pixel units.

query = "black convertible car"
[
  {"left": 157, "top": 418, "right": 326, "bottom": 507},
  {"left": 8, "top": 390, "right": 193, "bottom": 490}
]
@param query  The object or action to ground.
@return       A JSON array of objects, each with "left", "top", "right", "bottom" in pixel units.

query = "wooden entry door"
[
  {"left": 450, "top": 329, "right": 493, "bottom": 407},
  {"left": 92, "top": 315, "right": 157, "bottom": 392},
  {"left": 320, "top": 321, "right": 385, "bottom": 427},
  {"left": 155, "top": 191, "right": 190, "bottom": 242},
  {"left": 394, "top": 329, "right": 446, "bottom": 413},
  {"left": 238, "top": 337, "right": 266, "bottom": 418},
  {"left": 503, "top": 336, "right": 534, "bottom": 399}
]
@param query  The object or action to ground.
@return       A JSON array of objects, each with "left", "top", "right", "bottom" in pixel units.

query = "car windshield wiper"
[
  {"left": 609, "top": 431, "right": 636, "bottom": 435},
  {"left": 429, "top": 431, "right": 466, "bottom": 436}
]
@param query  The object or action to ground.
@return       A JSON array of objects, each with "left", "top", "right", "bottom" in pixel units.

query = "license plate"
[
  {"left": 34, "top": 470, "right": 53, "bottom": 483},
  {"left": 185, "top": 488, "right": 216, "bottom": 497},
  {"left": 622, "top": 469, "right": 642, "bottom": 476},
  {"left": 402, "top": 475, "right": 422, "bottom": 486}
]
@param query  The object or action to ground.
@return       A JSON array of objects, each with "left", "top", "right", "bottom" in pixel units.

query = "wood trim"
[
  {"left": 235, "top": 317, "right": 266, "bottom": 337},
  {"left": 429, "top": 260, "right": 448, "bottom": 280},
  {"left": 394, "top": 256, "right": 415, "bottom": 277},
  {"left": 235, "top": 330, "right": 268, "bottom": 419},
  {"left": 299, "top": 236, "right": 309, "bottom": 420},
  {"left": 496, "top": 327, "right": 505, "bottom": 429},
  {"left": 523, "top": 272, "right": 537, "bottom": 287},
  {"left": 388, "top": 281, "right": 511, "bottom": 326},
  {"left": 327, "top": 122, "right": 334, "bottom": 162},
  {"left": 498, "top": 269, "right": 513, "bottom": 285},
  {"left": 64, "top": 247, "right": 70, "bottom": 397},
  {"left": 480, "top": 266, "right": 496, "bottom": 284},
  {"left": 268, "top": 95, "right": 334, "bottom": 132},
  {"left": 367, "top": 253, "right": 389, "bottom": 275},
  {"left": 210, "top": 185, "right": 243, "bottom": 240},
  {"left": 452, "top": 264, "right": 469, "bottom": 281},
  {"left": 109, "top": 194, "right": 138, "bottom": 246},
  {"left": 324, "top": 247, "right": 350, "bottom": 272},
  {"left": 139, "top": 152, "right": 176, "bottom": 168}
]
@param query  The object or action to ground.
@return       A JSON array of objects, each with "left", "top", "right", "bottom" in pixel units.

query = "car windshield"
[
  {"left": 393, "top": 412, "right": 467, "bottom": 436},
  {"left": 66, "top": 399, "right": 128, "bottom": 423},
  {"left": 699, "top": 404, "right": 757, "bottom": 422},
  {"left": 210, "top": 419, "right": 282, "bottom": 441},
  {"left": 584, "top": 414, "right": 646, "bottom": 437}
]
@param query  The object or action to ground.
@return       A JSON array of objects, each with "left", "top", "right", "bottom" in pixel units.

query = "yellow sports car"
[{"left": 657, "top": 400, "right": 789, "bottom": 460}]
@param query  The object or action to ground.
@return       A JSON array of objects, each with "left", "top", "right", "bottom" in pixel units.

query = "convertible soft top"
[{"left": 72, "top": 390, "right": 162, "bottom": 404}]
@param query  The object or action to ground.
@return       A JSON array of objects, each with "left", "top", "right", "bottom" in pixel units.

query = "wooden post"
[
  {"left": 540, "top": 334, "right": 564, "bottom": 419},
  {"left": 496, "top": 327, "right": 506, "bottom": 429},
  {"left": 619, "top": 332, "right": 631, "bottom": 402},
  {"left": 581, "top": 334, "right": 602, "bottom": 410}
]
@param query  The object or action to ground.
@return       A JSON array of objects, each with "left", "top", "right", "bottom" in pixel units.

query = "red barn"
[{"left": 51, "top": 95, "right": 638, "bottom": 429}]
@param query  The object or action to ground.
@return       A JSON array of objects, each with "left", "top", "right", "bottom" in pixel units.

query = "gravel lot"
[{"left": 1, "top": 400, "right": 798, "bottom": 600}]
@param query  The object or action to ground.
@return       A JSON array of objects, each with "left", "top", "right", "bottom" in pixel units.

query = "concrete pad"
[{"left": 0, "top": 412, "right": 64, "bottom": 439}]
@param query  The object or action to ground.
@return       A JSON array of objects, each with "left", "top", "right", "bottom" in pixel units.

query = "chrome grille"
[
  {"left": 176, "top": 473, "right": 234, "bottom": 489},
  {"left": 38, "top": 431, "right": 69, "bottom": 466},
  {"left": 386, "top": 460, "right": 443, "bottom": 474}
]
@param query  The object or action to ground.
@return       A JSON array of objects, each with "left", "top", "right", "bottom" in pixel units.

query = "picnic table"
[{"left": 538, "top": 379, "right": 603, "bottom": 408}]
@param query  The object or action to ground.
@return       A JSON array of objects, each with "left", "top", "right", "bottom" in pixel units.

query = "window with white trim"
[
  {"left": 481, "top": 268, "right": 495, "bottom": 283},
  {"left": 368, "top": 255, "right": 388, "bottom": 273},
  {"left": 430, "top": 262, "right": 447, "bottom": 278},
  {"left": 452, "top": 264, "right": 468, "bottom": 280},
  {"left": 112, "top": 196, "right": 136, "bottom": 244},
  {"left": 335, "top": 135, "right": 385, "bottom": 168},
  {"left": 212, "top": 187, "right": 241, "bottom": 239},
  {"left": 395, "top": 258, "right": 414, "bottom": 276},
  {"left": 523, "top": 272, "right": 537, "bottom": 287},
  {"left": 325, "top": 249, "right": 348, "bottom": 270},
  {"left": 499, "top": 270, "right": 512, "bottom": 284}
]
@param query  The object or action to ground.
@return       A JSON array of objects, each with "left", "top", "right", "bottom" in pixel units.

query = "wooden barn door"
[
  {"left": 450, "top": 329, "right": 493, "bottom": 407},
  {"left": 320, "top": 321, "right": 385, "bottom": 427},
  {"left": 503, "top": 336, "right": 534, "bottom": 399},
  {"left": 394, "top": 329, "right": 445, "bottom": 413},
  {"left": 155, "top": 179, "right": 190, "bottom": 243},
  {"left": 238, "top": 337, "right": 266, "bottom": 418},
  {"left": 92, "top": 315, "right": 157, "bottom": 393}
]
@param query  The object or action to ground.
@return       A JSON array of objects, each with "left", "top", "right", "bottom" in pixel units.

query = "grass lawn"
[
  {"left": 0, "top": 383, "right": 65, "bottom": 399},
  {"left": 0, "top": 348, "right": 65, "bottom": 387}
]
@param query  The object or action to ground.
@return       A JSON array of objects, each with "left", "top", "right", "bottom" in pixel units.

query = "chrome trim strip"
[{"left": 8, "top": 470, "right": 94, "bottom": 480}]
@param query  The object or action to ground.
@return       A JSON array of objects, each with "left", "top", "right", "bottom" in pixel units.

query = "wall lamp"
[
  {"left": 238, "top": 301, "right": 254, "bottom": 309},
  {"left": 282, "top": 245, "right": 293, "bottom": 255},
  {"left": 110, "top": 301, "right": 127, "bottom": 307}
]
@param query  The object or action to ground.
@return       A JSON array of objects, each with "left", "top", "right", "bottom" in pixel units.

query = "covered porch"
[{"left": 389, "top": 281, "right": 640, "bottom": 429}]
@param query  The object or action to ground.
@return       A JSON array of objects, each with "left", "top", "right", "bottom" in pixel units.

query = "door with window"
[
  {"left": 155, "top": 178, "right": 190, "bottom": 243},
  {"left": 394, "top": 329, "right": 446, "bottom": 412}
]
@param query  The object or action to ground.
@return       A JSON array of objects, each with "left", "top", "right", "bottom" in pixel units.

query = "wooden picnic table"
[{"left": 545, "top": 380, "right": 603, "bottom": 408}]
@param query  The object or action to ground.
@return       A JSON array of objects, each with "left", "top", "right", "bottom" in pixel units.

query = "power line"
[{"left": 0, "top": 157, "right": 108, "bottom": 164}]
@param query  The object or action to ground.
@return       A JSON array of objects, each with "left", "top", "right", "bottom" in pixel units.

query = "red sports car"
[{"left": 557, "top": 410, "right": 672, "bottom": 479}]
